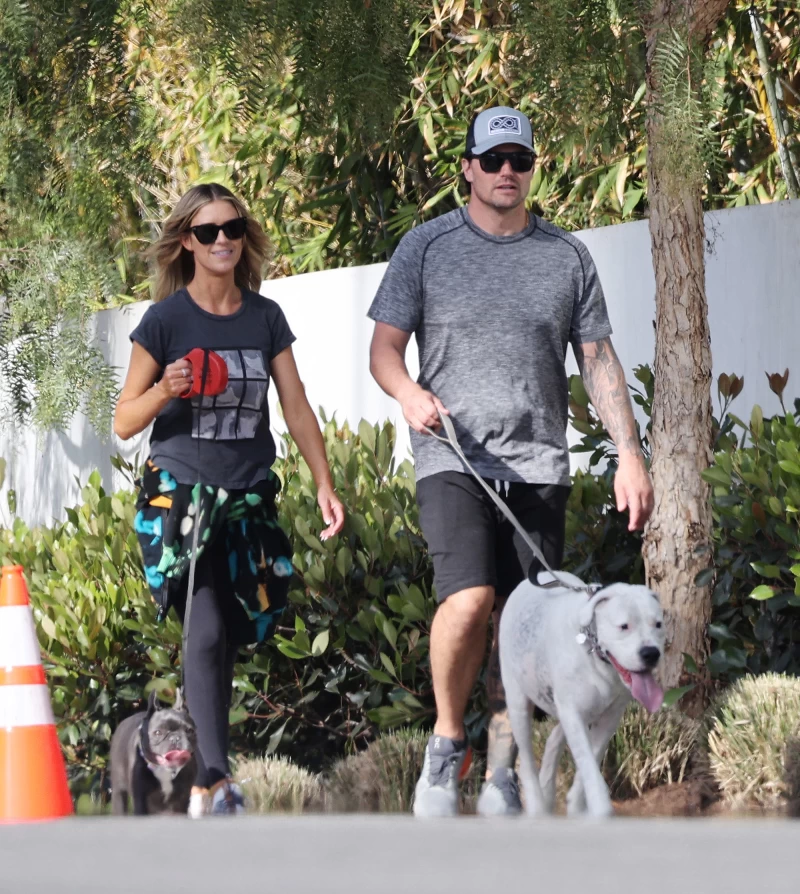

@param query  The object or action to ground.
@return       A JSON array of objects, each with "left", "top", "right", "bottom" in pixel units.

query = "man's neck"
[{"left": 466, "top": 199, "right": 529, "bottom": 237}]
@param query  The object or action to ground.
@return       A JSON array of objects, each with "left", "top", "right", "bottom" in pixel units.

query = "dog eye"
[
  {"left": 655, "top": 622, "right": 662, "bottom": 629},
  {"left": 620, "top": 623, "right": 629, "bottom": 631}
]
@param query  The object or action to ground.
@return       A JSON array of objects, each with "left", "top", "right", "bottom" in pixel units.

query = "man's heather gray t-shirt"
[{"left": 367, "top": 208, "right": 612, "bottom": 486}]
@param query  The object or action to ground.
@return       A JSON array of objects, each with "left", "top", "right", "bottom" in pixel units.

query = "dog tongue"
[
  {"left": 630, "top": 671, "right": 664, "bottom": 712},
  {"left": 164, "top": 750, "right": 191, "bottom": 765}
]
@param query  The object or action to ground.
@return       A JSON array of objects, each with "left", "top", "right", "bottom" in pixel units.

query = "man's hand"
[
  {"left": 614, "top": 454, "right": 654, "bottom": 531},
  {"left": 399, "top": 382, "right": 449, "bottom": 434}
]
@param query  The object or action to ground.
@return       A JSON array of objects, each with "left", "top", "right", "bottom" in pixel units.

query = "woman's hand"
[
  {"left": 156, "top": 358, "right": 194, "bottom": 399},
  {"left": 317, "top": 483, "right": 345, "bottom": 541}
]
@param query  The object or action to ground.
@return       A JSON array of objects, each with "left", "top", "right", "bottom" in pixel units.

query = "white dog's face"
[{"left": 592, "top": 584, "right": 666, "bottom": 712}]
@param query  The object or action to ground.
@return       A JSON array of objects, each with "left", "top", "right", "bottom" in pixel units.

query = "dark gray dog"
[{"left": 110, "top": 689, "right": 198, "bottom": 816}]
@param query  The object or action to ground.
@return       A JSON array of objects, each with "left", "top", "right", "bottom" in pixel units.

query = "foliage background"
[{"left": 0, "top": 1, "right": 798, "bottom": 429}]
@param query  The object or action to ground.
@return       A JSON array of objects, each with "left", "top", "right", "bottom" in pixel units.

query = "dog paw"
[{"left": 585, "top": 801, "right": 615, "bottom": 820}]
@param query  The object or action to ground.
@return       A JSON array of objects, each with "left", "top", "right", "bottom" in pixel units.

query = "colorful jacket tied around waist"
[{"left": 134, "top": 459, "right": 293, "bottom": 644}]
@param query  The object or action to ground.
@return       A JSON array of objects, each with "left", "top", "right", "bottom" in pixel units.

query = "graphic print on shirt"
[{"left": 191, "top": 348, "right": 268, "bottom": 441}]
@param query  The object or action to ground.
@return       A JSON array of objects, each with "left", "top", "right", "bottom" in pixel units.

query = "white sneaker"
[{"left": 188, "top": 789, "right": 209, "bottom": 819}]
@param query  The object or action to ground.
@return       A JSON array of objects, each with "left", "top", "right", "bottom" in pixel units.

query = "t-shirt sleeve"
[
  {"left": 367, "top": 231, "right": 424, "bottom": 332},
  {"left": 129, "top": 305, "right": 167, "bottom": 368},
  {"left": 267, "top": 302, "right": 297, "bottom": 361},
  {"left": 570, "top": 240, "right": 613, "bottom": 346}
]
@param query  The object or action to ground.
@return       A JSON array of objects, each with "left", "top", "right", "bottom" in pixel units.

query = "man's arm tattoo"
[{"left": 574, "top": 337, "right": 641, "bottom": 458}]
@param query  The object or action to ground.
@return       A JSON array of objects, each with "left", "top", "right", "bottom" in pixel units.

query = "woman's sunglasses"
[
  {"left": 469, "top": 151, "right": 535, "bottom": 174},
  {"left": 187, "top": 216, "right": 248, "bottom": 245}
]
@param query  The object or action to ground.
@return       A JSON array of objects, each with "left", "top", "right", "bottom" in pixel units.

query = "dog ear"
[
  {"left": 146, "top": 689, "right": 160, "bottom": 717},
  {"left": 578, "top": 589, "right": 610, "bottom": 628},
  {"left": 173, "top": 687, "right": 185, "bottom": 712}
]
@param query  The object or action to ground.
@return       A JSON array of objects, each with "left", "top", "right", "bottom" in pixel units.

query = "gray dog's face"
[
  {"left": 141, "top": 689, "right": 197, "bottom": 771},
  {"left": 592, "top": 584, "right": 666, "bottom": 712}
]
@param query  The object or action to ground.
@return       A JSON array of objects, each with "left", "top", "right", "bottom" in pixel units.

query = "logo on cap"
[{"left": 488, "top": 115, "right": 522, "bottom": 136}]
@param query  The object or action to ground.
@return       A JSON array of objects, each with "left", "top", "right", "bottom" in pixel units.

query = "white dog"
[{"left": 499, "top": 570, "right": 666, "bottom": 818}]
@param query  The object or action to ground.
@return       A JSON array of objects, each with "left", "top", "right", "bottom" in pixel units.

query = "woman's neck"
[{"left": 186, "top": 271, "right": 242, "bottom": 315}]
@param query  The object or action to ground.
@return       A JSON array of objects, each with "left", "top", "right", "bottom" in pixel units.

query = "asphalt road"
[{"left": 1, "top": 815, "right": 798, "bottom": 894}]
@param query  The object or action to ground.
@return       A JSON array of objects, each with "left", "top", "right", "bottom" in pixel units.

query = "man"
[{"left": 367, "top": 106, "right": 654, "bottom": 817}]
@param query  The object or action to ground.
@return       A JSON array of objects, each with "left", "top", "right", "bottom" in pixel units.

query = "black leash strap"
[{"left": 181, "top": 351, "right": 211, "bottom": 692}]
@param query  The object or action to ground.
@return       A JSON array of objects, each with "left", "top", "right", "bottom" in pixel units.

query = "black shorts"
[{"left": 417, "top": 471, "right": 570, "bottom": 603}]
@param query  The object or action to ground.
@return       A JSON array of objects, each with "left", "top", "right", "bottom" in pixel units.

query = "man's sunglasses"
[
  {"left": 187, "top": 216, "right": 248, "bottom": 245},
  {"left": 469, "top": 151, "right": 535, "bottom": 174}
]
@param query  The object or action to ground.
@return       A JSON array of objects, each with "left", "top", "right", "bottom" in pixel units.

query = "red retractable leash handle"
[{"left": 180, "top": 348, "right": 229, "bottom": 399}]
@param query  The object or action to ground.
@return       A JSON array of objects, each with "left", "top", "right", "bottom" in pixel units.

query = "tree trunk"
[{"left": 641, "top": 1, "right": 729, "bottom": 711}]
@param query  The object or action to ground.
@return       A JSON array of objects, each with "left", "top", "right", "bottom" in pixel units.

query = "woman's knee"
[{"left": 184, "top": 589, "right": 226, "bottom": 661}]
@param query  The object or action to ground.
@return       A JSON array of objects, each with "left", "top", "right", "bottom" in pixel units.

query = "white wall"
[{"left": 1, "top": 200, "right": 798, "bottom": 526}]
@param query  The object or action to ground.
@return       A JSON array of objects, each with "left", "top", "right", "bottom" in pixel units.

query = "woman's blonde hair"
[{"left": 149, "top": 184, "right": 270, "bottom": 302}]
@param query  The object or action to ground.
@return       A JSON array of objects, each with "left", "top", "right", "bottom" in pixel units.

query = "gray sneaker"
[
  {"left": 477, "top": 767, "right": 522, "bottom": 817},
  {"left": 413, "top": 735, "right": 470, "bottom": 818}
]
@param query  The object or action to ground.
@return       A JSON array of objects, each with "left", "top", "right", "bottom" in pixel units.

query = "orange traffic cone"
[{"left": 0, "top": 565, "right": 73, "bottom": 822}]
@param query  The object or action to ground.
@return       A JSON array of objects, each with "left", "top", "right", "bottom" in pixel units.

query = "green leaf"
[
  {"left": 694, "top": 567, "right": 715, "bottom": 587},
  {"left": 778, "top": 460, "right": 800, "bottom": 476},
  {"left": 335, "top": 546, "right": 353, "bottom": 578},
  {"left": 750, "top": 405, "right": 764, "bottom": 438},
  {"left": 358, "top": 420, "right": 376, "bottom": 452},
  {"left": 40, "top": 614, "right": 57, "bottom": 641},
  {"left": 228, "top": 706, "right": 248, "bottom": 725},
  {"left": 701, "top": 467, "right": 731, "bottom": 488},
  {"left": 750, "top": 585, "right": 777, "bottom": 601},
  {"left": 622, "top": 187, "right": 644, "bottom": 218},
  {"left": 569, "top": 375, "right": 590, "bottom": 409},
  {"left": 682, "top": 652, "right": 698, "bottom": 674},
  {"left": 379, "top": 652, "right": 397, "bottom": 678},
  {"left": 663, "top": 684, "right": 695, "bottom": 707},
  {"left": 266, "top": 720, "right": 289, "bottom": 755},
  {"left": 750, "top": 562, "right": 782, "bottom": 579},
  {"left": 311, "top": 629, "right": 330, "bottom": 657}
]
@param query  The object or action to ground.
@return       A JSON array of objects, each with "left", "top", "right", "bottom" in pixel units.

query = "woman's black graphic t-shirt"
[{"left": 130, "top": 287, "right": 295, "bottom": 489}]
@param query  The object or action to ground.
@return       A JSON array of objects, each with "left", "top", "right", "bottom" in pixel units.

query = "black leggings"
[{"left": 175, "top": 539, "right": 239, "bottom": 789}]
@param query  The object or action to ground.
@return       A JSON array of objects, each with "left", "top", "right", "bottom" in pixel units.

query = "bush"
[
  {"left": 0, "top": 468, "right": 181, "bottom": 798},
  {"left": 603, "top": 705, "right": 699, "bottom": 799},
  {"left": 0, "top": 419, "right": 445, "bottom": 800},
  {"left": 233, "top": 756, "right": 324, "bottom": 813},
  {"left": 702, "top": 393, "right": 800, "bottom": 679},
  {"left": 705, "top": 673, "right": 800, "bottom": 810}
]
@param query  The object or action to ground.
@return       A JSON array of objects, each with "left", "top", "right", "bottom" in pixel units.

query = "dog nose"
[{"left": 639, "top": 646, "right": 660, "bottom": 668}]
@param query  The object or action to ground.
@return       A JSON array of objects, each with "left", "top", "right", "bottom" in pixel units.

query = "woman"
[{"left": 115, "top": 183, "right": 345, "bottom": 816}]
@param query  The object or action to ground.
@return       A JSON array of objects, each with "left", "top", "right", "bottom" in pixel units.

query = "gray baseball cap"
[{"left": 465, "top": 106, "right": 534, "bottom": 155}]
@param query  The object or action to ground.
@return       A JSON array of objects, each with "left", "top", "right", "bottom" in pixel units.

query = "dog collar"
[{"left": 576, "top": 624, "right": 611, "bottom": 665}]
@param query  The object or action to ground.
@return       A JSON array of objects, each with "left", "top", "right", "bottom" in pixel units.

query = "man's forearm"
[
  {"left": 574, "top": 338, "right": 641, "bottom": 459},
  {"left": 370, "top": 344, "right": 418, "bottom": 403}
]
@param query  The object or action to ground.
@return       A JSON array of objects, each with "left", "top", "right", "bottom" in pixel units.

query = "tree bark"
[{"left": 641, "top": 0, "right": 729, "bottom": 710}]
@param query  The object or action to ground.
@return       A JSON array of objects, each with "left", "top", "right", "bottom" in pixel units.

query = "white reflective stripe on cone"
[
  {"left": 0, "top": 684, "right": 55, "bottom": 729},
  {"left": 0, "top": 605, "right": 42, "bottom": 668}
]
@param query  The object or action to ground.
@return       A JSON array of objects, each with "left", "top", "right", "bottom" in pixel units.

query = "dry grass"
[
  {"left": 233, "top": 755, "right": 325, "bottom": 814},
  {"left": 604, "top": 704, "right": 699, "bottom": 799},
  {"left": 324, "top": 728, "right": 485, "bottom": 814},
  {"left": 705, "top": 673, "right": 800, "bottom": 811},
  {"left": 526, "top": 706, "right": 698, "bottom": 811}
]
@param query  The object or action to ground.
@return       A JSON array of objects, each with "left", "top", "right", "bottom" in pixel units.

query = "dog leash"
[
  {"left": 181, "top": 350, "right": 212, "bottom": 692},
  {"left": 423, "top": 410, "right": 598, "bottom": 597}
]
